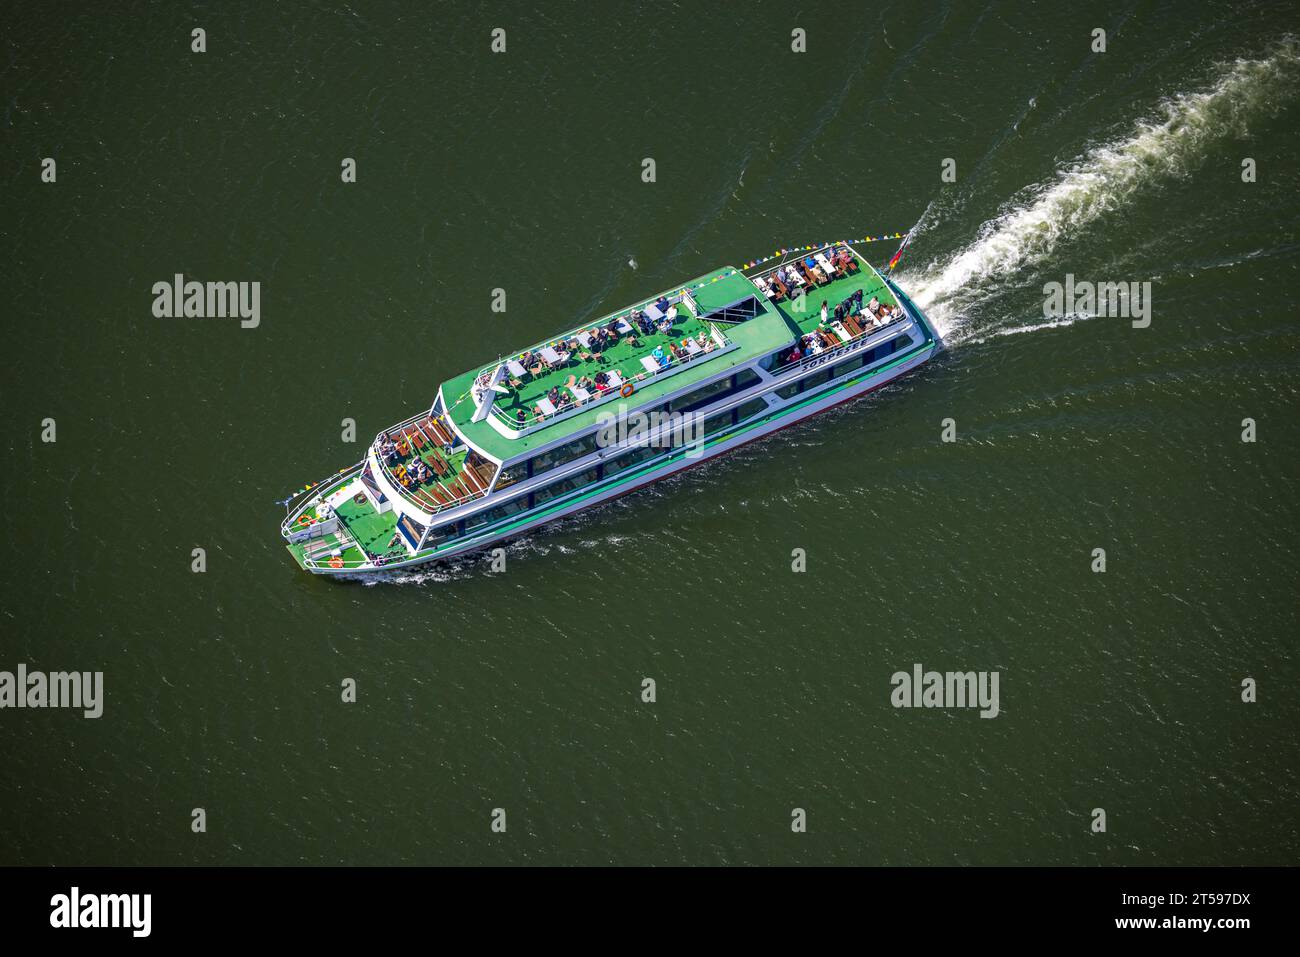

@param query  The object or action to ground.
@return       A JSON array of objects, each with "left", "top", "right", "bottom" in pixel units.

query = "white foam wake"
[
  {"left": 965, "top": 312, "right": 1100, "bottom": 346},
  {"left": 900, "top": 40, "right": 1299, "bottom": 345}
]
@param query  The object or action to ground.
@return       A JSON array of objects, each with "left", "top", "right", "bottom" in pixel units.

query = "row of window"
[
  {"left": 423, "top": 334, "right": 916, "bottom": 548},
  {"left": 427, "top": 394, "right": 772, "bottom": 547},
  {"left": 495, "top": 369, "right": 762, "bottom": 490}
]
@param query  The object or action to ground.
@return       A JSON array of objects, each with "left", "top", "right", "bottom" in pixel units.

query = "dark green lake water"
[{"left": 3, "top": 1, "right": 1298, "bottom": 865}]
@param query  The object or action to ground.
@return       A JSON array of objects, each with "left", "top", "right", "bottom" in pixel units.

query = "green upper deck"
[{"left": 441, "top": 265, "right": 796, "bottom": 461}]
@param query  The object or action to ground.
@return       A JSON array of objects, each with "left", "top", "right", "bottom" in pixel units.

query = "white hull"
[{"left": 305, "top": 336, "right": 937, "bottom": 577}]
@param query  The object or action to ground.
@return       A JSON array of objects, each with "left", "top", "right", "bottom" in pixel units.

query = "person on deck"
[{"left": 821, "top": 301, "right": 829, "bottom": 325}]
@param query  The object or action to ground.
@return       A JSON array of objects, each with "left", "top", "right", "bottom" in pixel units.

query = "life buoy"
[
  {"left": 328, "top": 555, "right": 344, "bottom": 569},
  {"left": 619, "top": 382, "right": 635, "bottom": 398}
]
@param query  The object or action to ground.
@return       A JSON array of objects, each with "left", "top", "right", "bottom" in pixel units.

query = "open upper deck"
[
  {"left": 747, "top": 246, "right": 906, "bottom": 367},
  {"left": 442, "top": 266, "right": 796, "bottom": 460}
]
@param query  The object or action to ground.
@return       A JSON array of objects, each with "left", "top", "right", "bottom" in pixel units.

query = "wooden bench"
[
  {"left": 413, "top": 488, "right": 440, "bottom": 509},
  {"left": 460, "top": 465, "right": 485, "bottom": 495},
  {"left": 417, "top": 420, "right": 439, "bottom": 446},
  {"left": 427, "top": 418, "right": 453, "bottom": 445}
]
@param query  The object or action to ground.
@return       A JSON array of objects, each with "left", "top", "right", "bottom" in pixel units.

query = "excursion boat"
[{"left": 281, "top": 241, "right": 941, "bottom": 575}]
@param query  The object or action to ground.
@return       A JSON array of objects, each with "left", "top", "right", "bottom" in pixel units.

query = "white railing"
[{"left": 775, "top": 315, "right": 910, "bottom": 376}]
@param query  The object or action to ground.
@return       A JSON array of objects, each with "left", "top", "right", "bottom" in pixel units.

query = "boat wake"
[
  {"left": 964, "top": 312, "right": 1102, "bottom": 346},
  {"left": 899, "top": 39, "right": 1299, "bottom": 347}
]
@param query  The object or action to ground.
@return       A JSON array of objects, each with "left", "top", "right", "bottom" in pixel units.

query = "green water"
[{"left": 3, "top": 1, "right": 1298, "bottom": 865}]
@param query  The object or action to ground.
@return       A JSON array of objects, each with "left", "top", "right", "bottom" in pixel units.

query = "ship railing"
[
  {"left": 490, "top": 322, "right": 736, "bottom": 433},
  {"left": 772, "top": 314, "right": 908, "bottom": 375},
  {"left": 279, "top": 462, "right": 364, "bottom": 536},
  {"left": 374, "top": 437, "right": 490, "bottom": 516}
]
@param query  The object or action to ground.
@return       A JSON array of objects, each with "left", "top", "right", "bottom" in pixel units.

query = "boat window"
[
  {"left": 602, "top": 444, "right": 661, "bottom": 477},
  {"left": 465, "top": 494, "right": 529, "bottom": 530},
  {"left": 735, "top": 398, "right": 768, "bottom": 421},
  {"left": 669, "top": 377, "right": 733, "bottom": 414},
  {"left": 866, "top": 335, "right": 905, "bottom": 365},
  {"left": 733, "top": 369, "right": 761, "bottom": 390},
  {"left": 530, "top": 432, "right": 599, "bottom": 478},
  {"left": 802, "top": 369, "right": 832, "bottom": 392},
  {"left": 833, "top": 355, "right": 866, "bottom": 378},
  {"left": 776, "top": 381, "right": 801, "bottom": 399},
  {"left": 426, "top": 522, "right": 459, "bottom": 545},
  {"left": 703, "top": 410, "right": 733, "bottom": 435},
  {"left": 495, "top": 461, "right": 527, "bottom": 489},
  {"left": 533, "top": 467, "right": 600, "bottom": 505}
]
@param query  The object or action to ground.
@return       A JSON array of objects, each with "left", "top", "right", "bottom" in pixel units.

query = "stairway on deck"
[{"left": 396, "top": 513, "right": 426, "bottom": 551}]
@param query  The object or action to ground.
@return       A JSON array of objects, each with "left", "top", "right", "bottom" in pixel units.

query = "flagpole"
[{"left": 885, "top": 201, "right": 932, "bottom": 273}]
